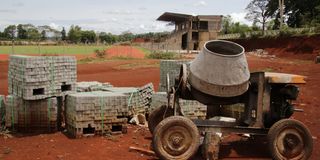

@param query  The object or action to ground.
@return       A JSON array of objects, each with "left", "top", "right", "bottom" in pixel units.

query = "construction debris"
[
  {"left": 247, "top": 49, "right": 276, "bottom": 58},
  {"left": 8, "top": 55, "right": 77, "bottom": 100},
  {"left": 316, "top": 55, "right": 320, "bottom": 64},
  {"left": 129, "top": 146, "right": 155, "bottom": 156}
]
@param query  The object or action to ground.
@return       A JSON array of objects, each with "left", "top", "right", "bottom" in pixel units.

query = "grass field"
[{"left": 0, "top": 45, "right": 109, "bottom": 55}]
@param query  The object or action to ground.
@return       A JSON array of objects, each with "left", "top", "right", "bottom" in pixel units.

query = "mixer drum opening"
[
  {"left": 205, "top": 40, "right": 244, "bottom": 56},
  {"left": 189, "top": 40, "right": 250, "bottom": 97}
]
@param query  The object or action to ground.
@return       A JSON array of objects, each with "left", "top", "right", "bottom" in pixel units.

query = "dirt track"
[{"left": 0, "top": 54, "right": 319, "bottom": 159}]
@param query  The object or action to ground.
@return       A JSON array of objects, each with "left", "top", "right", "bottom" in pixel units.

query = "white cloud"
[
  {"left": 194, "top": 1, "right": 207, "bottom": 7},
  {"left": 0, "top": 9, "right": 16, "bottom": 13},
  {"left": 230, "top": 12, "right": 251, "bottom": 25},
  {"left": 49, "top": 23, "right": 62, "bottom": 30}
]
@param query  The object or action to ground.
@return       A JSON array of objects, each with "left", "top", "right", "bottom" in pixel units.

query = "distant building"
[{"left": 157, "top": 12, "right": 223, "bottom": 51}]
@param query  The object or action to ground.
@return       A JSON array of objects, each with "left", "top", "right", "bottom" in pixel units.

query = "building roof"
[{"left": 157, "top": 12, "right": 192, "bottom": 23}]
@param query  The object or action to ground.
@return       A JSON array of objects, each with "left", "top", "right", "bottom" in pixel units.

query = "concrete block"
[
  {"left": 8, "top": 55, "right": 77, "bottom": 100},
  {"left": 159, "top": 60, "right": 190, "bottom": 92},
  {"left": 150, "top": 92, "right": 207, "bottom": 119},
  {"left": 5, "top": 95, "right": 58, "bottom": 132},
  {"left": 76, "top": 81, "right": 113, "bottom": 92}
]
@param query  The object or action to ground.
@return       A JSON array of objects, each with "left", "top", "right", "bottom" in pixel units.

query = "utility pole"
[{"left": 279, "top": 0, "right": 284, "bottom": 28}]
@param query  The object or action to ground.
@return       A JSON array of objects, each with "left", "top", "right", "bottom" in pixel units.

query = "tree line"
[
  {"left": 222, "top": 0, "right": 320, "bottom": 34},
  {"left": 0, "top": 24, "right": 170, "bottom": 44}
]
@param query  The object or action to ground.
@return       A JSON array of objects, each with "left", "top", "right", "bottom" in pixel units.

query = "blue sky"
[{"left": 0, "top": 0, "right": 252, "bottom": 34}]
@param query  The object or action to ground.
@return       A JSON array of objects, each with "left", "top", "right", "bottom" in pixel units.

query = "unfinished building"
[{"left": 157, "top": 12, "right": 222, "bottom": 51}]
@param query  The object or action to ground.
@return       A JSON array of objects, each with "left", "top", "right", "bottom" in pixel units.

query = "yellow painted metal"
[{"left": 265, "top": 72, "right": 306, "bottom": 84}]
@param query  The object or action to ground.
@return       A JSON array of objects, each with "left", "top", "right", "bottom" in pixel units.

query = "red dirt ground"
[
  {"left": 105, "top": 46, "right": 145, "bottom": 59},
  {"left": 0, "top": 55, "right": 319, "bottom": 160},
  {"left": 231, "top": 35, "right": 320, "bottom": 60},
  {"left": 0, "top": 37, "right": 320, "bottom": 159}
]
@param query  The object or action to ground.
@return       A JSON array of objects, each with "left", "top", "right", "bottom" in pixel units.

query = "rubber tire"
[
  {"left": 268, "top": 119, "right": 313, "bottom": 160},
  {"left": 148, "top": 105, "right": 174, "bottom": 134},
  {"left": 153, "top": 116, "right": 200, "bottom": 160}
]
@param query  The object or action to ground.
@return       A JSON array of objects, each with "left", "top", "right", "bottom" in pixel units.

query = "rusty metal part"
[
  {"left": 189, "top": 40, "right": 250, "bottom": 97},
  {"left": 201, "top": 132, "right": 221, "bottom": 160},
  {"left": 265, "top": 72, "right": 306, "bottom": 84},
  {"left": 153, "top": 116, "right": 200, "bottom": 160},
  {"left": 193, "top": 119, "right": 268, "bottom": 135}
]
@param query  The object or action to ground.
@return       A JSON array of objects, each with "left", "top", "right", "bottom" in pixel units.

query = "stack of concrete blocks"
[
  {"left": 150, "top": 92, "right": 207, "bottom": 119},
  {"left": 66, "top": 91, "right": 128, "bottom": 138},
  {"left": 6, "top": 55, "right": 77, "bottom": 133},
  {"left": 159, "top": 60, "right": 190, "bottom": 92},
  {"left": 8, "top": 55, "right": 76, "bottom": 100},
  {"left": 0, "top": 95, "right": 4, "bottom": 129},
  {"left": 76, "top": 81, "right": 113, "bottom": 92},
  {"left": 5, "top": 95, "right": 58, "bottom": 132},
  {"left": 103, "top": 83, "right": 154, "bottom": 115},
  {"left": 158, "top": 60, "right": 207, "bottom": 119}
]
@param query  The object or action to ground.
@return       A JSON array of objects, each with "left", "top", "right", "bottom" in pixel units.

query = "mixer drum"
[{"left": 189, "top": 40, "right": 250, "bottom": 97}]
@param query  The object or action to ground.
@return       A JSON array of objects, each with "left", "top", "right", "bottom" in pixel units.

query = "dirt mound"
[
  {"left": 231, "top": 35, "right": 320, "bottom": 60},
  {"left": 105, "top": 46, "right": 145, "bottom": 59}
]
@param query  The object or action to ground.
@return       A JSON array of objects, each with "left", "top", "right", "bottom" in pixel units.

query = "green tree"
[
  {"left": 80, "top": 30, "right": 96, "bottom": 43},
  {"left": 266, "top": 0, "right": 320, "bottom": 28},
  {"left": 3, "top": 25, "right": 17, "bottom": 39},
  {"left": 221, "top": 15, "right": 233, "bottom": 34},
  {"left": 27, "top": 28, "right": 41, "bottom": 40},
  {"left": 17, "top": 24, "right": 27, "bottom": 39},
  {"left": 118, "top": 31, "right": 134, "bottom": 42},
  {"left": 99, "top": 32, "right": 117, "bottom": 44},
  {"left": 245, "top": 0, "right": 270, "bottom": 32},
  {"left": 41, "top": 30, "right": 46, "bottom": 40},
  {"left": 61, "top": 27, "right": 66, "bottom": 41},
  {"left": 68, "top": 25, "right": 82, "bottom": 43}
]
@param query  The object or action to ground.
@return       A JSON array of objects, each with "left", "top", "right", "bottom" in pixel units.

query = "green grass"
[{"left": 0, "top": 45, "right": 109, "bottom": 55}]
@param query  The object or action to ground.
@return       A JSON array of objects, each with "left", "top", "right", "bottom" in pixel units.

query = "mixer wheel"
[
  {"left": 153, "top": 116, "right": 200, "bottom": 160},
  {"left": 148, "top": 105, "right": 174, "bottom": 134},
  {"left": 268, "top": 119, "right": 313, "bottom": 160}
]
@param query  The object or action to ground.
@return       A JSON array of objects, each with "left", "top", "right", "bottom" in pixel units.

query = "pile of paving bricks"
[
  {"left": 150, "top": 92, "right": 207, "bottom": 119},
  {"left": 66, "top": 91, "right": 129, "bottom": 138},
  {"left": 5, "top": 55, "right": 77, "bottom": 133},
  {"left": 158, "top": 60, "right": 207, "bottom": 119},
  {"left": 8, "top": 55, "right": 76, "bottom": 100},
  {"left": 103, "top": 83, "right": 154, "bottom": 114},
  {"left": 5, "top": 95, "right": 58, "bottom": 132},
  {"left": 67, "top": 82, "right": 154, "bottom": 138},
  {"left": 76, "top": 81, "right": 113, "bottom": 92}
]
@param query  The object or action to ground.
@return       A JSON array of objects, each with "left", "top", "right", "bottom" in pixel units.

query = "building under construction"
[{"left": 157, "top": 12, "right": 223, "bottom": 51}]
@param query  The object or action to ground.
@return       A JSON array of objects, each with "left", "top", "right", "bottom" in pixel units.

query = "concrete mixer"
[{"left": 149, "top": 40, "right": 313, "bottom": 160}]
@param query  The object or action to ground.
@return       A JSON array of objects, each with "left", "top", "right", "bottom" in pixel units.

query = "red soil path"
[{"left": 105, "top": 46, "right": 145, "bottom": 59}]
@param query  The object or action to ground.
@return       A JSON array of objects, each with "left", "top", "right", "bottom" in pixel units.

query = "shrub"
[
  {"left": 146, "top": 51, "right": 177, "bottom": 59},
  {"left": 94, "top": 49, "right": 106, "bottom": 58}
]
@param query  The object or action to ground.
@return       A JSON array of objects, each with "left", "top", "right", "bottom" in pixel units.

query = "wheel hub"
[
  {"left": 171, "top": 135, "right": 183, "bottom": 146},
  {"left": 277, "top": 129, "right": 304, "bottom": 159}
]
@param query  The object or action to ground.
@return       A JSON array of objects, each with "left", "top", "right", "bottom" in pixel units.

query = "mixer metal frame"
[{"left": 151, "top": 67, "right": 312, "bottom": 160}]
